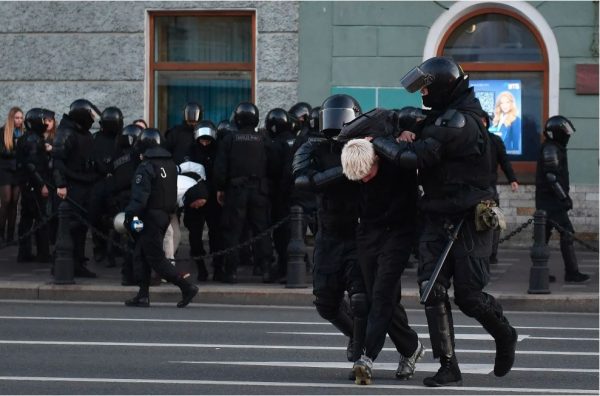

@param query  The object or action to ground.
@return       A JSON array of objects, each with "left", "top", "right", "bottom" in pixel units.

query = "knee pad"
[
  {"left": 314, "top": 295, "right": 340, "bottom": 321},
  {"left": 349, "top": 293, "right": 369, "bottom": 318},
  {"left": 420, "top": 281, "right": 448, "bottom": 306}
]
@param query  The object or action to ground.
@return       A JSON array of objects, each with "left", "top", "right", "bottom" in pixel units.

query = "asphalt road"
[{"left": 0, "top": 300, "right": 597, "bottom": 395}]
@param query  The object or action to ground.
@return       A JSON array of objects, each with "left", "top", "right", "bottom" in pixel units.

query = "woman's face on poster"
[{"left": 500, "top": 97, "right": 513, "bottom": 114}]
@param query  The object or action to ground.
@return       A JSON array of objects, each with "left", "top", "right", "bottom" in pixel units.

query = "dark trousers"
[
  {"left": 17, "top": 185, "right": 50, "bottom": 259},
  {"left": 184, "top": 199, "right": 223, "bottom": 266},
  {"left": 271, "top": 197, "right": 291, "bottom": 276},
  {"left": 418, "top": 215, "right": 509, "bottom": 349},
  {"left": 312, "top": 231, "right": 365, "bottom": 319},
  {"left": 357, "top": 224, "right": 418, "bottom": 360},
  {"left": 58, "top": 183, "right": 91, "bottom": 265},
  {"left": 133, "top": 210, "right": 181, "bottom": 296},
  {"left": 221, "top": 182, "right": 272, "bottom": 273}
]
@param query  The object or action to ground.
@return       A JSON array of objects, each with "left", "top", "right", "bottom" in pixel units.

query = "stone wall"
[
  {"left": 0, "top": 1, "right": 299, "bottom": 126},
  {"left": 498, "top": 184, "right": 599, "bottom": 248}
]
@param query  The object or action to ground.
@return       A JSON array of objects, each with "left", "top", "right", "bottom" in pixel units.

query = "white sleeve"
[{"left": 177, "top": 161, "right": 206, "bottom": 181}]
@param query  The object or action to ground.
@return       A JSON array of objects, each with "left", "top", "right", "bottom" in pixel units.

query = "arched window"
[{"left": 439, "top": 8, "right": 549, "bottom": 182}]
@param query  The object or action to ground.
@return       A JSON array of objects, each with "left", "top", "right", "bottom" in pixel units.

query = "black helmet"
[
  {"left": 216, "top": 119, "right": 237, "bottom": 140},
  {"left": 69, "top": 99, "right": 101, "bottom": 130},
  {"left": 265, "top": 108, "right": 290, "bottom": 138},
  {"left": 25, "top": 108, "right": 47, "bottom": 134},
  {"left": 288, "top": 102, "right": 312, "bottom": 126},
  {"left": 137, "top": 128, "right": 161, "bottom": 153},
  {"left": 400, "top": 56, "right": 466, "bottom": 109},
  {"left": 233, "top": 102, "right": 259, "bottom": 129},
  {"left": 544, "top": 115, "right": 575, "bottom": 146},
  {"left": 308, "top": 106, "right": 321, "bottom": 131},
  {"left": 117, "top": 124, "right": 144, "bottom": 149},
  {"left": 183, "top": 102, "right": 203, "bottom": 125},
  {"left": 100, "top": 106, "right": 124, "bottom": 135},
  {"left": 319, "top": 94, "right": 362, "bottom": 138},
  {"left": 194, "top": 120, "right": 217, "bottom": 142}
]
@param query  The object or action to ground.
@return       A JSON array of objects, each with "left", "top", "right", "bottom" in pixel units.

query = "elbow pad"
[
  {"left": 397, "top": 150, "right": 417, "bottom": 169},
  {"left": 546, "top": 173, "right": 568, "bottom": 200},
  {"left": 294, "top": 175, "right": 313, "bottom": 191},
  {"left": 372, "top": 137, "right": 403, "bottom": 162}
]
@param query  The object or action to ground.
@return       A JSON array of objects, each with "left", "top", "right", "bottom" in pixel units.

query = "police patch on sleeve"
[{"left": 135, "top": 174, "right": 142, "bottom": 184}]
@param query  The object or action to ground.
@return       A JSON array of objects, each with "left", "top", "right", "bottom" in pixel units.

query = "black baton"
[
  {"left": 420, "top": 218, "right": 465, "bottom": 304},
  {"left": 28, "top": 164, "right": 89, "bottom": 214}
]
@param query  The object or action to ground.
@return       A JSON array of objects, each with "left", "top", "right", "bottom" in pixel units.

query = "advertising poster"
[{"left": 470, "top": 79, "right": 523, "bottom": 155}]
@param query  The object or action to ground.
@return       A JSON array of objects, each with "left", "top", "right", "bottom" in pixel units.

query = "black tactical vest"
[
  {"left": 228, "top": 130, "right": 267, "bottom": 179},
  {"left": 535, "top": 141, "right": 569, "bottom": 210},
  {"left": 146, "top": 157, "right": 178, "bottom": 214}
]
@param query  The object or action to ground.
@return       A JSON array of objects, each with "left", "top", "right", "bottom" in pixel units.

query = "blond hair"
[
  {"left": 492, "top": 91, "right": 518, "bottom": 128},
  {"left": 3, "top": 107, "right": 23, "bottom": 152},
  {"left": 341, "top": 139, "right": 376, "bottom": 181}
]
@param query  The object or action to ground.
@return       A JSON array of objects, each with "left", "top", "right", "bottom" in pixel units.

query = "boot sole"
[
  {"left": 353, "top": 365, "right": 372, "bottom": 385},
  {"left": 423, "top": 379, "right": 463, "bottom": 387}
]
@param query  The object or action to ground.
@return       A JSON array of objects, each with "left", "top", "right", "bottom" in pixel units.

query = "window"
[
  {"left": 149, "top": 11, "right": 255, "bottom": 132},
  {"left": 440, "top": 9, "right": 548, "bottom": 182}
]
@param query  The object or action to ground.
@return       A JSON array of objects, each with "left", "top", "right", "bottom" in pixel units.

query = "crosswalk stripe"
[
  {"left": 0, "top": 316, "right": 596, "bottom": 331},
  {"left": 0, "top": 340, "right": 596, "bottom": 356},
  {"left": 171, "top": 360, "right": 600, "bottom": 374},
  {"left": 0, "top": 376, "right": 594, "bottom": 394},
  {"left": 268, "top": 331, "right": 598, "bottom": 341}
]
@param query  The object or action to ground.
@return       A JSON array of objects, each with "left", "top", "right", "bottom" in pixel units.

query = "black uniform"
[
  {"left": 375, "top": 57, "right": 517, "bottom": 386},
  {"left": 53, "top": 114, "right": 98, "bottom": 273},
  {"left": 165, "top": 124, "right": 195, "bottom": 164},
  {"left": 16, "top": 129, "right": 51, "bottom": 261},
  {"left": 124, "top": 146, "right": 197, "bottom": 305},
  {"left": 213, "top": 127, "right": 274, "bottom": 283},
  {"left": 186, "top": 139, "right": 223, "bottom": 280},
  {"left": 488, "top": 133, "right": 518, "bottom": 262},
  {"left": 293, "top": 136, "right": 365, "bottom": 360},
  {"left": 535, "top": 135, "right": 588, "bottom": 282},
  {"left": 354, "top": 159, "right": 420, "bottom": 362},
  {"left": 269, "top": 128, "right": 295, "bottom": 279}
]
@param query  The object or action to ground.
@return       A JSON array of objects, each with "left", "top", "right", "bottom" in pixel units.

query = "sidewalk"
[{"left": 0, "top": 241, "right": 597, "bottom": 312}]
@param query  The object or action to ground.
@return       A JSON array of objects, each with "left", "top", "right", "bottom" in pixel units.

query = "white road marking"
[
  {"left": 0, "top": 340, "right": 596, "bottom": 356},
  {"left": 0, "top": 376, "right": 595, "bottom": 394},
  {"left": 0, "top": 316, "right": 596, "bottom": 331},
  {"left": 267, "top": 331, "right": 529, "bottom": 341},
  {"left": 172, "top": 360, "right": 600, "bottom": 374}
]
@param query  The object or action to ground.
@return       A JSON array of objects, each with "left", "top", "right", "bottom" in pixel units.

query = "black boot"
[
  {"left": 125, "top": 287, "right": 150, "bottom": 307},
  {"left": 174, "top": 276, "right": 199, "bottom": 308},
  {"left": 423, "top": 355, "right": 462, "bottom": 387},
  {"left": 561, "top": 240, "right": 590, "bottom": 283},
  {"left": 477, "top": 302, "right": 518, "bottom": 377}
]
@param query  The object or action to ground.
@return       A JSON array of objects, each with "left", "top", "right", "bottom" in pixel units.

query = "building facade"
[{"left": 0, "top": 1, "right": 597, "bottom": 244}]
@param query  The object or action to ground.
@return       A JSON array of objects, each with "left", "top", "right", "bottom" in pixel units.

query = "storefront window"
[{"left": 150, "top": 12, "right": 255, "bottom": 131}]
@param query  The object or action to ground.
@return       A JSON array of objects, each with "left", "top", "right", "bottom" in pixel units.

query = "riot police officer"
[
  {"left": 265, "top": 108, "right": 295, "bottom": 280},
  {"left": 89, "top": 124, "right": 144, "bottom": 284},
  {"left": 91, "top": 106, "right": 123, "bottom": 263},
  {"left": 372, "top": 57, "right": 517, "bottom": 386},
  {"left": 15, "top": 108, "right": 54, "bottom": 262},
  {"left": 535, "top": 116, "right": 589, "bottom": 283},
  {"left": 123, "top": 128, "right": 199, "bottom": 307},
  {"left": 216, "top": 120, "right": 237, "bottom": 142},
  {"left": 214, "top": 102, "right": 275, "bottom": 283},
  {"left": 165, "top": 102, "right": 202, "bottom": 164},
  {"left": 53, "top": 98, "right": 102, "bottom": 278},
  {"left": 186, "top": 120, "right": 224, "bottom": 281},
  {"left": 288, "top": 101, "right": 312, "bottom": 136},
  {"left": 293, "top": 94, "right": 367, "bottom": 368}
]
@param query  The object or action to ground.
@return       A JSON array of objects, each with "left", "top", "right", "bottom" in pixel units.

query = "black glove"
[{"left": 563, "top": 196, "right": 573, "bottom": 211}]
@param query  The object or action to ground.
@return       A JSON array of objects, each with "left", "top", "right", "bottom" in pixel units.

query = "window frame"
[
  {"left": 148, "top": 10, "right": 256, "bottom": 128},
  {"left": 438, "top": 7, "right": 549, "bottom": 179}
]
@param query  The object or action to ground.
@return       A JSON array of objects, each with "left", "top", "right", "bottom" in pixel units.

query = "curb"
[{"left": 0, "top": 282, "right": 596, "bottom": 313}]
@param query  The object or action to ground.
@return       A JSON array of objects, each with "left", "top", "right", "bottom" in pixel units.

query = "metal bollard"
[
  {"left": 528, "top": 210, "right": 550, "bottom": 294},
  {"left": 53, "top": 201, "right": 75, "bottom": 284},
  {"left": 286, "top": 205, "right": 308, "bottom": 289}
]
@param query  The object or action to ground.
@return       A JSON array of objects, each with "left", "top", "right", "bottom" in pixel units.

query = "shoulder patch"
[
  {"left": 435, "top": 109, "right": 466, "bottom": 128},
  {"left": 135, "top": 174, "right": 143, "bottom": 184}
]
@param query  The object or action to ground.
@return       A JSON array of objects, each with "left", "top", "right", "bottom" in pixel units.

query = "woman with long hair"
[
  {"left": 0, "top": 107, "right": 24, "bottom": 242},
  {"left": 491, "top": 91, "right": 521, "bottom": 154}
]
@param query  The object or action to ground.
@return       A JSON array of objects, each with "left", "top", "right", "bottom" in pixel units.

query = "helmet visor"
[
  {"left": 400, "top": 66, "right": 434, "bottom": 93},
  {"left": 564, "top": 120, "right": 576, "bottom": 135},
  {"left": 194, "top": 126, "right": 216, "bottom": 141},
  {"left": 319, "top": 108, "right": 357, "bottom": 133},
  {"left": 184, "top": 107, "right": 201, "bottom": 123}
]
